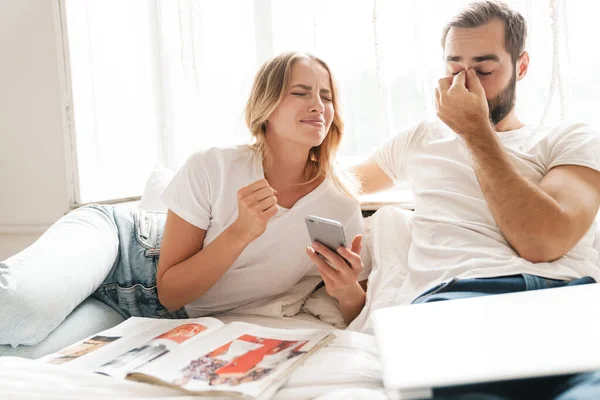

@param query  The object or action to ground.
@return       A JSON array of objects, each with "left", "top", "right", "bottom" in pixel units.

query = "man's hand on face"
[{"left": 435, "top": 69, "right": 492, "bottom": 139}]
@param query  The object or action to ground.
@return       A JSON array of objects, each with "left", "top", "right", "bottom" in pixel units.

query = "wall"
[{"left": 0, "top": 1, "right": 71, "bottom": 260}]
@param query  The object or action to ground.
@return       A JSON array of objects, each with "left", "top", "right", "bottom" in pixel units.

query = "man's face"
[{"left": 444, "top": 19, "right": 522, "bottom": 125}]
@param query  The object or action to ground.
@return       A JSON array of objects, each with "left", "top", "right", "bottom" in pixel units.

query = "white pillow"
[{"left": 138, "top": 165, "right": 175, "bottom": 212}]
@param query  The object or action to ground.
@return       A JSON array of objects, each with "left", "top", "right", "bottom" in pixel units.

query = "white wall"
[{"left": 0, "top": 1, "right": 71, "bottom": 259}]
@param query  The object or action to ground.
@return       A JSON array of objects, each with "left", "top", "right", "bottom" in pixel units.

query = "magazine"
[{"left": 39, "top": 317, "right": 335, "bottom": 399}]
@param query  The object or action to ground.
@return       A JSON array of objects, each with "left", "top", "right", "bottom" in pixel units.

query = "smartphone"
[{"left": 305, "top": 215, "right": 347, "bottom": 270}]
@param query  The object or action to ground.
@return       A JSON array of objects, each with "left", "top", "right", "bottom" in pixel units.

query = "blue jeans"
[
  {"left": 0, "top": 205, "right": 186, "bottom": 347},
  {"left": 412, "top": 274, "right": 599, "bottom": 400},
  {"left": 91, "top": 205, "right": 188, "bottom": 320}
]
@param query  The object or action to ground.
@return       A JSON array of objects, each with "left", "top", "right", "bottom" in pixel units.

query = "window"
[{"left": 62, "top": 0, "right": 600, "bottom": 203}]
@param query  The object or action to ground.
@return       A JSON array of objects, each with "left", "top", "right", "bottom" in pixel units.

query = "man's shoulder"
[
  {"left": 542, "top": 122, "right": 599, "bottom": 143},
  {"left": 406, "top": 119, "right": 445, "bottom": 135},
  {"left": 386, "top": 119, "right": 448, "bottom": 145}
]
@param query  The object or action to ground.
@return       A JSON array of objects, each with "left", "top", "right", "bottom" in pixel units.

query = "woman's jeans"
[{"left": 0, "top": 205, "right": 186, "bottom": 347}]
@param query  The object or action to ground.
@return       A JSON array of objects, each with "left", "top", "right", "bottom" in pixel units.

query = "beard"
[{"left": 487, "top": 69, "right": 517, "bottom": 125}]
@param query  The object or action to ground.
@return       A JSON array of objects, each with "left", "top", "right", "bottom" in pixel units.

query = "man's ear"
[{"left": 516, "top": 51, "right": 530, "bottom": 81}]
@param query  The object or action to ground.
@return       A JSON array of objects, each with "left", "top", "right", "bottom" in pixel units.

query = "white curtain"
[{"left": 65, "top": 0, "right": 599, "bottom": 203}]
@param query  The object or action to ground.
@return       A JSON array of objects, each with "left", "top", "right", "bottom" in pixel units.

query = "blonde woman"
[{"left": 0, "top": 52, "right": 369, "bottom": 347}]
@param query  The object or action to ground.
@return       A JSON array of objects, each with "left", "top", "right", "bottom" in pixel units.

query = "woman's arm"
[
  {"left": 157, "top": 211, "right": 248, "bottom": 311},
  {"left": 157, "top": 179, "right": 278, "bottom": 311},
  {"left": 337, "top": 279, "right": 367, "bottom": 324}
]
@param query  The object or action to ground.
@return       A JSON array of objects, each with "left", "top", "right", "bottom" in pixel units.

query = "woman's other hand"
[{"left": 231, "top": 179, "right": 278, "bottom": 243}]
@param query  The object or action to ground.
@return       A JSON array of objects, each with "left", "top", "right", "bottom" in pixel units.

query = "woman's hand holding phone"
[
  {"left": 230, "top": 179, "right": 278, "bottom": 243},
  {"left": 305, "top": 234, "right": 365, "bottom": 304}
]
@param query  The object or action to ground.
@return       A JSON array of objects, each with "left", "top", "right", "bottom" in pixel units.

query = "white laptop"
[{"left": 372, "top": 283, "right": 600, "bottom": 399}]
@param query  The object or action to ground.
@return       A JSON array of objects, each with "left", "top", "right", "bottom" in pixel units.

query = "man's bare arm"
[
  {"left": 465, "top": 127, "right": 600, "bottom": 263},
  {"left": 351, "top": 159, "right": 395, "bottom": 194},
  {"left": 436, "top": 69, "right": 600, "bottom": 263}
]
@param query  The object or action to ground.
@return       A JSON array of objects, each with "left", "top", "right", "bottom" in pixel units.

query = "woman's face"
[{"left": 265, "top": 58, "right": 334, "bottom": 149}]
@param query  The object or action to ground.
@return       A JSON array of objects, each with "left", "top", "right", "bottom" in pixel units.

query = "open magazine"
[{"left": 39, "top": 317, "right": 335, "bottom": 399}]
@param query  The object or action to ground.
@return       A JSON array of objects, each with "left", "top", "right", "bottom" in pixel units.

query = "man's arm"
[
  {"left": 351, "top": 159, "right": 395, "bottom": 194},
  {"left": 436, "top": 69, "right": 600, "bottom": 263},
  {"left": 464, "top": 127, "right": 600, "bottom": 263}
]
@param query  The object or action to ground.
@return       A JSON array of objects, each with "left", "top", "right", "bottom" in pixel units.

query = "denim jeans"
[
  {"left": 0, "top": 205, "right": 186, "bottom": 347},
  {"left": 411, "top": 274, "right": 599, "bottom": 400},
  {"left": 412, "top": 274, "right": 596, "bottom": 304},
  {"left": 91, "top": 205, "right": 188, "bottom": 320}
]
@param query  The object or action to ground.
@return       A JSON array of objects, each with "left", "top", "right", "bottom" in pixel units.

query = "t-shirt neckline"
[{"left": 252, "top": 149, "right": 330, "bottom": 212}]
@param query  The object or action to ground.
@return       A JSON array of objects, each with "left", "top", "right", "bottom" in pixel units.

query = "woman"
[{"left": 0, "top": 52, "right": 369, "bottom": 348}]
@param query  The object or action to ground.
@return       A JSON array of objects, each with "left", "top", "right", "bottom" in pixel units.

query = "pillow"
[{"left": 138, "top": 165, "right": 175, "bottom": 212}]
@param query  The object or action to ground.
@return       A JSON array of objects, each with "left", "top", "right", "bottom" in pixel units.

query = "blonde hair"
[{"left": 244, "top": 51, "right": 360, "bottom": 199}]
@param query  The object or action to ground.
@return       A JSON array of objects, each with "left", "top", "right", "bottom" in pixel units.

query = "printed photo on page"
[
  {"left": 44, "top": 335, "right": 121, "bottom": 365},
  {"left": 95, "top": 323, "right": 209, "bottom": 378}
]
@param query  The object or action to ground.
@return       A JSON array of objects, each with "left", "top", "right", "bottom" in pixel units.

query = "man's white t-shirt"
[
  {"left": 161, "top": 145, "right": 367, "bottom": 317},
  {"left": 375, "top": 120, "right": 600, "bottom": 302}
]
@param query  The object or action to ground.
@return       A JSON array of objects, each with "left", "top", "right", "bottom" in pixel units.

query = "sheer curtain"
[{"left": 64, "top": 0, "right": 599, "bottom": 203}]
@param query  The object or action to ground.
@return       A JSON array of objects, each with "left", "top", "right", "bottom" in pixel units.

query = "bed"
[
  {"left": 1, "top": 167, "right": 598, "bottom": 399},
  {"left": 0, "top": 188, "right": 396, "bottom": 399}
]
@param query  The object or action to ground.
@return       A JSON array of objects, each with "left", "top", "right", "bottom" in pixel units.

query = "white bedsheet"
[
  {"left": 0, "top": 313, "right": 384, "bottom": 400},
  {"left": 3, "top": 207, "right": 596, "bottom": 399},
  {"left": 0, "top": 208, "right": 424, "bottom": 399},
  {"left": 348, "top": 207, "right": 414, "bottom": 335}
]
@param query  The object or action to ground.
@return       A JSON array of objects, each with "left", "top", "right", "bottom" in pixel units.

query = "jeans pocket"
[
  {"left": 116, "top": 283, "right": 171, "bottom": 318},
  {"left": 133, "top": 210, "right": 165, "bottom": 250},
  {"left": 95, "top": 280, "right": 187, "bottom": 319},
  {"left": 95, "top": 283, "right": 182, "bottom": 319}
]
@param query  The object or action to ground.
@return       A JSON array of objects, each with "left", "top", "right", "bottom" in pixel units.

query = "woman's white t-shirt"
[{"left": 161, "top": 145, "right": 367, "bottom": 317}]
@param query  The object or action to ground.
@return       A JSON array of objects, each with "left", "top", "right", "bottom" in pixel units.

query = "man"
[{"left": 355, "top": 1, "right": 600, "bottom": 398}]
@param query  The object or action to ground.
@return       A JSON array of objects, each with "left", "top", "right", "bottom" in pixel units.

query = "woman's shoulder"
[
  {"left": 185, "top": 144, "right": 256, "bottom": 168},
  {"left": 310, "top": 178, "right": 361, "bottom": 216}
]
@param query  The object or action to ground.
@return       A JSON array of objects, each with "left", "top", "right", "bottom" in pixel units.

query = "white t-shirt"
[
  {"left": 375, "top": 120, "right": 600, "bottom": 302},
  {"left": 161, "top": 145, "right": 367, "bottom": 317}
]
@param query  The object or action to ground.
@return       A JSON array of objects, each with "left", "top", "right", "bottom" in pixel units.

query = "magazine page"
[
  {"left": 127, "top": 322, "right": 335, "bottom": 399},
  {"left": 39, "top": 317, "right": 224, "bottom": 373}
]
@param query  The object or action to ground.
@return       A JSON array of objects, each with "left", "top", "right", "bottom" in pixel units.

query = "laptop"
[{"left": 372, "top": 283, "right": 600, "bottom": 399}]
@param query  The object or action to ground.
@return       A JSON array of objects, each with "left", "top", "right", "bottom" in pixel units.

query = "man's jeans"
[{"left": 411, "top": 274, "right": 599, "bottom": 400}]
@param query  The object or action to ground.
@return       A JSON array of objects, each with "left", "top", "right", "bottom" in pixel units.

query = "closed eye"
[
  {"left": 452, "top": 70, "right": 492, "bottom": 76},
  {"left": 293, "top": 92, "right": 332, "bottom": 102}
]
